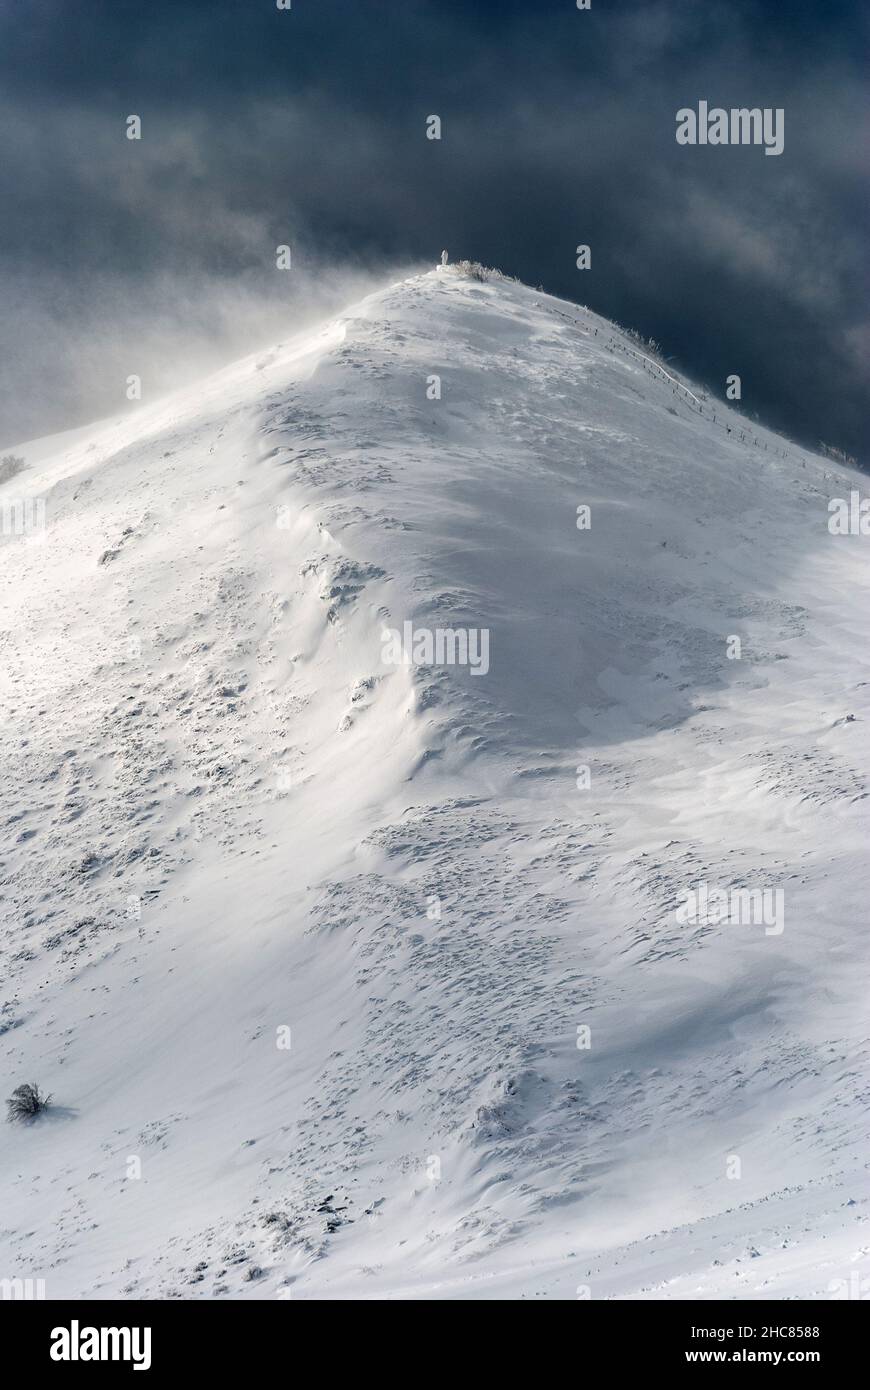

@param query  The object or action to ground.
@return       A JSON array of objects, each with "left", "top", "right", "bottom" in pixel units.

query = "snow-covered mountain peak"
[{"left": 1, "top": 267, "right": 868, "bottom": 1299}]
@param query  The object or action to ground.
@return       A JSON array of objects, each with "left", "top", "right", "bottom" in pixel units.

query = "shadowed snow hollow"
[{"left": 1, "top": 268, "right": 868, "bottom": 1299}]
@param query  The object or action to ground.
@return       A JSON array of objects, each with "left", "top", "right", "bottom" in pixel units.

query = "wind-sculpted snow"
[{"left": 0, "top": 270, "right": 867, "bottom": 1300}]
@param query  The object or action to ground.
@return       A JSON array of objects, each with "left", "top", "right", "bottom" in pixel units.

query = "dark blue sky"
[{"left": 1, "top": 0, "right": 866, "bottom": 460}]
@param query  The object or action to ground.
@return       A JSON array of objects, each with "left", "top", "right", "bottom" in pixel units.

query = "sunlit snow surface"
[{"left": 1, "top": 269, "right": 868, "bottom": 1299}]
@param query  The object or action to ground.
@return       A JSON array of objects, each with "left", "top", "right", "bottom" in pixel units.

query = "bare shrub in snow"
[
  {"left": 447, "top": 260, "right": 529, "bottom": 288},
  {"left": 6, "top": 1082, "right": 51, "bottom": 1123},
  {"left": 456, "top": 260, "right": 489, "bottom": 281},
  {"left": 0, "top": 454, "right": 27, "bottom": 485},
  {"left": 620, "top": 325, "right": 666, "bottom": 363},
  {"left": 452, "top": 260, "right": 493, "bottom": 282},
  {"left": 819, "top": 441, "right": 857, "bottom": 467}
]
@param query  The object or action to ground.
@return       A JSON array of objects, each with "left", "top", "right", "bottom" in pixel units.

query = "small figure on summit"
[{"left": 440, "top": 249, "right": 449, "bottom": 267}]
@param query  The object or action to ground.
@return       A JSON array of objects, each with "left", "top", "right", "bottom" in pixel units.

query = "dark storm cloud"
[{"left": 0, "top": 0, "right": 866, "bottom": 460}]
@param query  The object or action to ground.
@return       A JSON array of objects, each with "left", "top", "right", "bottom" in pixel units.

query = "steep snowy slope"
[{"left": 1, "top": 268, "right": 868, "bottom": 1300}]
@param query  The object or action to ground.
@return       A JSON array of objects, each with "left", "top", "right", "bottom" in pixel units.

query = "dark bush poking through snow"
[
  {"left": 0, "top": 454, "right": 27, "bottom": 485},
  {"left": 6, "top": 1083, "right": 51, "bottom": 1123}
]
